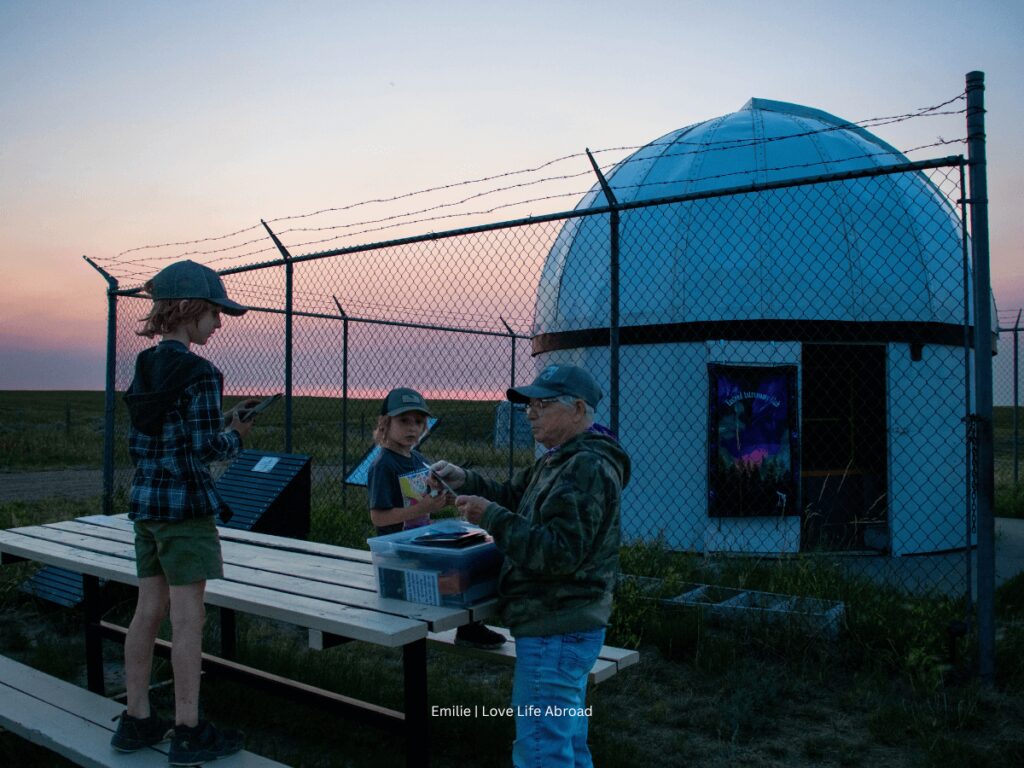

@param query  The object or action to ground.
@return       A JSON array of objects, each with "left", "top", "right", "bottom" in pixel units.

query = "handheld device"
[
  {"left": 232, "top": 393, "right": 283, "bottom": 424},
  {"left": 423, "top": 461, "right": 457, "bottom": 496}
]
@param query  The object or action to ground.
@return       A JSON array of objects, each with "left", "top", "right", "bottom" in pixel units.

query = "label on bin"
[{"left": 403, "top": 569, "right": 441, "bottom": 605}]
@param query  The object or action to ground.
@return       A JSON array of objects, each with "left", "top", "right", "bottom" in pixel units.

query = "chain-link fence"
[
  {"left": 92, "top": 82, "right": 1006, "bottom": 678},
  {"left": 995, "top": 309, "right": 1022, "bottom": 519},
  {"left": 104, "top": 156, "right": 978, "bottom": 588}
]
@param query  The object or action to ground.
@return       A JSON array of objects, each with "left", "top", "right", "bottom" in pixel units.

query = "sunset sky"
[{"left": 1, "top": 0, "right": 1022, "bottom": 391}]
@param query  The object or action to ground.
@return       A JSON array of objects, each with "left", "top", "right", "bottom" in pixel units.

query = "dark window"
[{"left": 801, "top": 344, "right": 888, "bottom": 551}]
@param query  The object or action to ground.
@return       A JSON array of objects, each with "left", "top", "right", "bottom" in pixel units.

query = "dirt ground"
[
  {"left": 2, "top": 469, "right": 1022, "bottom": 767},
  {"left": 0, "top": 469, "right": 104, "bottom": 502}
]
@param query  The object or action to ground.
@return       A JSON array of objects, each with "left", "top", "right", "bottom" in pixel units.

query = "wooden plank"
[
  {"left": 588, "top": 659, "right": 620, "bottom": 685},
  {"left": 78, "top": 515, "right": 375, "bottom": 564},
  {"left": 0, "top": 683, "right": 169, "bottom": 768},
  {"left": 596, "top": 644, "right": 640, "bottom": 671},
  {"left": 0, "top": 531, "right": 140, "bottom": 584},
  {"left": 468, "top": 600, "right": 499, "bottom": 623},
  {"left": 0, "top": 532, "right": 425, "bottom": 647},
  {"left": 220, "top": 541, "right": 375, "bottom": 586},
  {"left": 425, "top": 626, "right": 637, "bottom": 685},
  {"left": 13, "top": 525, "right": 136, "bottom": 561},
  {"left": 50, "top": 520, "right": 135, "bottom": 544},
  {"left": 222, "top": 563, "right": 469, "bottom": 633},
  {"left": 51, "top": 520, "right": 374, "bottom": 590},
  {"left": 0, "top": 656, "right": 288, "bottom": 767},
  {"left": 25, "top": 521, "right": 469, "bottom": 633},
  {"left": 205, "top": 580, "right": 426, "bottom": 647}
]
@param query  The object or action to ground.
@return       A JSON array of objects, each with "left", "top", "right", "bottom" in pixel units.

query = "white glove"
[{"left": 430, "top": 460, "right": 466, "bottom": 490}]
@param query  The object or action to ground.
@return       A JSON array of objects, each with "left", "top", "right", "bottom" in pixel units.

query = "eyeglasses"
[{"left": 524, "top": 397, "right": 565, "bottom": 415}]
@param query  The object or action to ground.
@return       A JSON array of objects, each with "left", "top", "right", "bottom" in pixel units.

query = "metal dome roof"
[{"left": 535, "top": 99, "right": 966, "bottom": 333}]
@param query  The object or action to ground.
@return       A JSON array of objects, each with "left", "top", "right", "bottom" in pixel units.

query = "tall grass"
[{"left": 3, "top": 395, "right": 1024, "bottom": 765}]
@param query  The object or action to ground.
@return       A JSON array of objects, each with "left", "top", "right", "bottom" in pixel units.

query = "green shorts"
[{"left": 133, "top": 516, "right": 224, "bottom": 586}]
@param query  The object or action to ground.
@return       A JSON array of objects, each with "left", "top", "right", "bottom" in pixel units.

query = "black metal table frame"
[{"left": 74, "top": 572, "right": 430, "bottom": 768}]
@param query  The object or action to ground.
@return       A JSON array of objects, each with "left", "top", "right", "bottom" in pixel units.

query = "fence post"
[
  {"left": 1014, "top": 310, "right": 1021, "bottom": 490},
  {"left": 501, "top": 318, "right": 516, "bottom": 481},
  {"left": 966, "top": 71, "right": 996, "bottom": 683},
  {"left": 262, "top": 221, "right": 295, "bottom": 452},
  {"left": 959, "top": 162, "right": 975, "bottom": 620},
  {"left": 585, "top": 149, "right": 620, "bottom": 435},
  {"left": 335, "top": 297, "right": 350, "bottom": 508},
  {"left": 84, "top": 257, "right": 118, "bottom": 516}
]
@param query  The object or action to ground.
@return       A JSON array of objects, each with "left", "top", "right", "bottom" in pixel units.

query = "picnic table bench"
[
  {"left": 0, "top": 654, "right": 286, "bottom": 768},
  {"left": 0, "top": 514, "right": 638, "bottom": 767}
]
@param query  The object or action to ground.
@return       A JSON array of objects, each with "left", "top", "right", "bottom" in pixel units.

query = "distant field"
[
  {"left": 0, "top": 389, "right": 522, "bottom": 472},
  {"left": 0, "top": 391, "right": 108, "bottom": 470},
  {"left": 1, "top": 390, "right": 1020, "bottom": 517}
]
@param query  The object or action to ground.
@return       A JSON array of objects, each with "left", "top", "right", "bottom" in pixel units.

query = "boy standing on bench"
[{"left": 112, "top": 260, "right": 258, "bottom": 765}]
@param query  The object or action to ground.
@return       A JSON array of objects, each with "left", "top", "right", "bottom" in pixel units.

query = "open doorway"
[{"left": 800, "top": 344, "right": 888, "bottom": 551}]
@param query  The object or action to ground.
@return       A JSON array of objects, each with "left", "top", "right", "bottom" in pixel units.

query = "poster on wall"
[{"left": 708, "top": 364, "right": 799, "bottom": 518}]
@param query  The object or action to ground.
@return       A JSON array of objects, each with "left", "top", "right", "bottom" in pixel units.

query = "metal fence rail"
[{"left": 92, "top": 76, "right": 1001, "bottom": 679}]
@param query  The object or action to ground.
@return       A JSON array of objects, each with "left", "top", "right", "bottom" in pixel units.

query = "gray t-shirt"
[{"left": 367, "top": 447, "right": 431, "bottom": 535}]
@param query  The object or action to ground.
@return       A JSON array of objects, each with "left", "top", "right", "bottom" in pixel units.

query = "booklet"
[{"left": 398, "top": 467, "right": 432, "bottom": 505}]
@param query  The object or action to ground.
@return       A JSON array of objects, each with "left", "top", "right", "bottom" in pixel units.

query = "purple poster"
[{"left": 708, "top": 364, "right": 799, "bottom": 518}]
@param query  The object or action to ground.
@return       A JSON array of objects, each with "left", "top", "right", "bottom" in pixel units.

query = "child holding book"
[{"left": 367, "top": 388, "right": 506, "bottom": 649}]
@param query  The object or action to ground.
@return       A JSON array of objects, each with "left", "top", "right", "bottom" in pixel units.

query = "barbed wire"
[
  {"left": 234, "top": 151, "right": 968, "bottom": 264},
  {"left": 111, "top": 139, "right": 968, "bottom": 277},
  {"left": 97, "top": 91, "right": 969, "bottom": 282}
]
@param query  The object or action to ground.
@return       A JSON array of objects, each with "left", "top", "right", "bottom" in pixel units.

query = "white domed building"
[{"left": 532, "top": 98, "right": 981, "bottom": 557}]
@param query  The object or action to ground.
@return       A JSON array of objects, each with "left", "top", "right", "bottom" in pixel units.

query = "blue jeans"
[{"left": 511, "top": 627, "right": 605, "bottom": 768}]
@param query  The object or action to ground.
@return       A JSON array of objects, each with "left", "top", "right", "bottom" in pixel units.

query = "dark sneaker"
[
  {"left": 168, "top": 720, "right": 244, "bottom": 766},
  {"left": 110, "top": 711, "right": 173, "bottom": 752},
  {"left": 455, "top": 622, "right": 507, "bottom": 650}
]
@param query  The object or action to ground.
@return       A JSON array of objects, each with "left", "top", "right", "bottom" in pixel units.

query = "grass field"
[
  {"left": 1, "top": 391, "right": 1023, "bottom": 766},
  {"left": 2, "top": 390, "right": 1020, "bottom": 517}
]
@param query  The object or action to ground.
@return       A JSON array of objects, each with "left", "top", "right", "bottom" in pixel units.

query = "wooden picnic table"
[{"left": 0, "top": 514, "right": 495, "bottom": 768}]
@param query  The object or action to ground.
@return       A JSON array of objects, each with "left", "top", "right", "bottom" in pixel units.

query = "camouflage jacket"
[{"left": 462, "top": 431, "right": 631, "bottom": 637}]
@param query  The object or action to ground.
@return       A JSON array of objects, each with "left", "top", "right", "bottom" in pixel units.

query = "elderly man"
[{"left": 432, "top": 363, "right": 631, "bottom": 768}]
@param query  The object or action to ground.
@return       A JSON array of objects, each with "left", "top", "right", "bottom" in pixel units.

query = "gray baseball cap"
[
  {"left": 507, "top": 364, "right": 602, "bottom": 408},
  {"left": 149, "top": 260, "right": 248, "bottom": 316},
  {"left": 380, "top": 388, "right": 432, "bottom": 417}
]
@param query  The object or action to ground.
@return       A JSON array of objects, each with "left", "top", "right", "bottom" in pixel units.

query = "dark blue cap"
[
  {"left": 507, "top": 364, "right": 602, "bottom": 408},
  {"left": 150, "top": 260, "right": 247, "bottom": 316}
]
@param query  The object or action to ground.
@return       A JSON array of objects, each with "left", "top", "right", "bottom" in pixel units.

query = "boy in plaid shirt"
[{"left": 111, "top": 260, "right": 259, "bottom": 765}]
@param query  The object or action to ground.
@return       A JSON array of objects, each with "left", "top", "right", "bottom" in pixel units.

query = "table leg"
[
  {"left": 403, "top": 638, "right": 429, "bottom": 768},
  {"left": 82, "top": 574, "right": 104, "bottom": 695},
  {"left": 220, "top": 607, "right": 237, "bottom": 659}
]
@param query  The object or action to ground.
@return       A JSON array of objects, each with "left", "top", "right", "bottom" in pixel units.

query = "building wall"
[
  {"left": 537, "top": 339, "right": 970, "bottom": 557},
  {"left": 887, "top": 342, "right": 972, "bottom": 555}
]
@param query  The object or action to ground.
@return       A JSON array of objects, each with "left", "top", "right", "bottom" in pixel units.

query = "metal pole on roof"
[
  {"left": 84, "top": 256, "right": 118, "bottom": 516},
  {"left": 966, "top": 71, "right": 995, "bottom": 683},
  {"left": 263, "top": 220, "right": 294, "bottom": 453},
  {"left": 586, "top": 148, "right": 620, "bottom": 436}
]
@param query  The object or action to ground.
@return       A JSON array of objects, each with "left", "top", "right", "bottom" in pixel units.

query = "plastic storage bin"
[{"left": 368, "top": 520, "right": 503, "bottom": 607}]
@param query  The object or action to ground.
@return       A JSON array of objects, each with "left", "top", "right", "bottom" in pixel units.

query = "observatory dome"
[{"left": 534, "top": 99, "right": 966, "bottom": 336}]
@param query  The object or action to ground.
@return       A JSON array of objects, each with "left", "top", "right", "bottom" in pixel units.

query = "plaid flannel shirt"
[{"left": 128, "top": 361, "right": 242, "bottom": 522}]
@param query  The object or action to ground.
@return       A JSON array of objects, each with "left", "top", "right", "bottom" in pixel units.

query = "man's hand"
[
  {"left": 455, "top": 495, "right": 490, "bottom": 525},
  {"left": 429, "top": 460, "right": 466, "bottom": 491}
]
